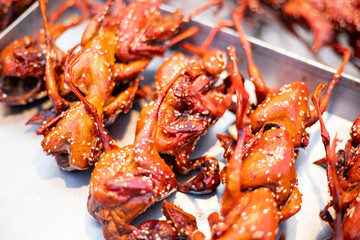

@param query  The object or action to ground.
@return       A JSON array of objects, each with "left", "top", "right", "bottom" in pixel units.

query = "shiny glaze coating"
[
  {"left": 236, "top": 0, "right": 360, "bottom": 55},
  {"left": 210, "top": 7, "right": 350, "bottom": 237},
  {"left": 0, "top": 0, "right": 99, "bottom": 105},
  {"left": 314, "top": 84, "right": 360, "bottom": 240},
  {"left": 66, "top": 63, "right": 195, "bottom": 238},
  {"left": 114, "top": 0, "right": 222, "bottom": 62},
  {"left": 209, "top": 47, "right": 280, "bottom": 239},
  {"left": 36, "top": 0, "right": 117, "bottom": 170},
  {"left": 35, "top": 0, "right": 222, "bottom": 170},
  {"left": 136, "top": 20, "right": 234, "bottom": 194}
]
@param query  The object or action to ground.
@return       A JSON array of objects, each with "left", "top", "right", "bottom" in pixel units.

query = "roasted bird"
[
  {"left": 62, "top": 52, "right": 205, "bottom": 238},
  {"left": 35, "top": 0, "right": 221, "bottom": 171},
  {"left": 0, "top": 0, "right": 99, "bottom": 105},
  {"left": 237, "top": 0, "right": 360, "bottom": 57},
  {"left": 314, "top": 87, "right": 360, "bottom": 239},
  {"left": 138, "top": 19, "right": 235, "bottom": 194},
  {"left": 208, "top": 7, "right": 350, "bottom": 239}
]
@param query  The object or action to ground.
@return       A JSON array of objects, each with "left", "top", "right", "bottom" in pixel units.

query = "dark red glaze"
[
  {"left": 236, "top": 0, "right": 360, "bottom": 55},
  {"left": 314, "top": 84, "right": 360, "bottom": 240},
  {"left": 209, "top": 7, "right": 350, "bottom": 238},
  {"left": 0, "top": 0, "right": 99, "bottom": 105}
]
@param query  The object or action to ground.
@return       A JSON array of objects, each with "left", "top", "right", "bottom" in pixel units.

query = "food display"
[
  {"left": 314, "top": 93, "right": 360, "bottom": 240},
  {"left": 30, "top": 0, "right": 221, "bottom": 172},
  {"left": 0, "top": 0, "right": 102, "bottom": 105},
  {"left": 0, "top": 0, "right": 360, "bottom": 240},
  {"left": 236, "top": 0, "right": 360, "bottom": 57},
  {"left": 207, "top": 7, "right": 350, "bottom": 238}
]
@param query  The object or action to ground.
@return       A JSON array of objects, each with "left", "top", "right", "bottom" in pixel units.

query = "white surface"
[{"left": 0, "top": 105, "right": 98, "bottom": 239}]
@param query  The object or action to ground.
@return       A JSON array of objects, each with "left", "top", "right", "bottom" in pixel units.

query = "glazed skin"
[
  {"left": 0, "top": 0, "right": 99, "bottom": 105},
  {"left": 137, "top": 49, "right": 230, "bottom": 194},
  {"left": 237, "top": 0, "right": 360, "bottom": 56},
  {"left": 5, "top": 0, "right": 222, "bottom": 171},
  {"left": 212, "top": 47, "right": 301, "bottom": 240},
  {"left": 64, "top": 1, "right": 222, "bottom": 238},
  {"left": 314, "top": 84, "right": 360, "bottom": 240},
  {"left": 209, "top": 7, "right": 350, "bottom": 238},
  {"left": 63, "top": 50, "right": 203, "bottom": 238},
  {"left": 136, "top": 20, "right": 235, "bottom": 194},
  {"left": 36, "top": 0, "right": 117, "bottom": 170},
  {"left": 86, "top": 88, "right": 205, "bottom": 239},
  {"left": 152, "top": 50, "right": 230, "bottom": 165},
  {"left": 34, "top": 0, "right": 222, "bottom": 171}
]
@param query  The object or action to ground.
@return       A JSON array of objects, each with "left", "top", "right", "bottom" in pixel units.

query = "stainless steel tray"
[{"left": 0, "top": 1, "right": 359, "bottom": 239}]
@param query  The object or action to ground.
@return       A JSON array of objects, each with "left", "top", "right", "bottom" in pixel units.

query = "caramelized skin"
[
  {"left": 240, "top": 128, "right": 297, "bottom": 205},
  {"left": 0, "top": 0, "right": 99, "bottom": 105},
  {"left": 248, "top": 81, "right": 310, "bottom": 148},
  {"left": 153, "top": 52, "right": 229, "bottom": 165},
  {"left": 38, "top": 95, "right": 103, "bottom": 170},
  {"left": 134, "top": 20, "right": 233, "bottom": 195},
  {"left": 85, "top": 69, "right": 178, "bottom": 239},
  {"left": 98, "top": 200, "right": 205, "bottom": 240},
  {"left": 35, "top": 0, "right": 222, "bottom": 171},
  {"left": 0, "top": 25, "right": 63, "bottom": 105},
  {"left": 139, "top": 47, "right": 232, "bottom": 194},
  {"left": 314, "top": 86, "right": 360, "bottom": 240},
  {"left": 209, "top": 188, "right": 279, "bottom": 240},
  {"left": 36, "top": 0, "right": 117, "bottom": 170},
  {"left": 210, "top": 9, "right": 350, "bottom": 238},
  {"left": 209, "top": 47, "right": 280, "bottom": 239},
  {"left": 88, "top": 138, "right": 178, "bottom": 234},
  {"left": 237, "top": 0, "right": 360, "bottom": 54},
  {"left": 64, "top": 61, "right": 202, "bottom": 238},
  {"left": 114, "top": 0, "right": 222, "bottom": 62},
  {"left": 102, "top": 0, "right": 222, "bottom": 123},
  {"left": 162, "top": 200, "right": 205, "bottom": 240},
  {"left": 1, "top": 35, "right": 51, "bottom": 80},
  {"left": 139, "top": 91, "right": 223, "bottom": 195},
  {"left": 232, "top": 6, "right": 351, "bottom": 148},
  {"left": 0, "top": 37, "right": 44, "bottom": 105}
]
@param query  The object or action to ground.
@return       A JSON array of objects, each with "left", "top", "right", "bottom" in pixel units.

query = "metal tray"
[{"left": 0, "top": 1, "right": 360, "bottom": 239}]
